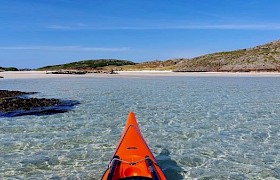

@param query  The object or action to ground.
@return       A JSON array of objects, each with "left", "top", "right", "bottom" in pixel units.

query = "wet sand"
[{"left": 1, "top": 70, "right": 280, "bottom": 79}]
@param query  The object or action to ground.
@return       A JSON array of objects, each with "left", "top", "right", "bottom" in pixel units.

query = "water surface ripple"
[{"left": 1, "top": 76, "right": 280, "bottom": 179}]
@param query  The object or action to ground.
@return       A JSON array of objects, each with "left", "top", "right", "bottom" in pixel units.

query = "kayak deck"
[{"left": 101, "top": 112, "right": 166, "bottom": 180}]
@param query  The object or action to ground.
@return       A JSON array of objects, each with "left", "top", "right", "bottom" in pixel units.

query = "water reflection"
[{"left": 156, "top": 149, "right": 185, "bottom": 180}]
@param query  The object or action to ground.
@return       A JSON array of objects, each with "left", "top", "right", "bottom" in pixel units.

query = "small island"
[
  {"left": 37, "top": 58, "right": 178, "bottom": 72},
  {"left": 39, "top": 59, "right": 135, "bottom": 74}
]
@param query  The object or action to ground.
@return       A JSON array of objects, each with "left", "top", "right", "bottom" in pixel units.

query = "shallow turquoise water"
[{"left": 1, "top": 76, "right": 280, "bottom": 179}]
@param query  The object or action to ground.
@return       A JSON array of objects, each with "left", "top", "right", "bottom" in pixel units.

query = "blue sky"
[{"left": 1, "top": 0, "right": 280, "bottom": 68}]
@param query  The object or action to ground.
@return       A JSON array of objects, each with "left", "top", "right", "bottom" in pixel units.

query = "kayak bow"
[{"left": 101, "top": 112, "right": 166, "bottom": 180}]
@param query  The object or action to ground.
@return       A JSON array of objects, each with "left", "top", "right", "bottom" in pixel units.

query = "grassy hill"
[
  {"left": 38, "top": 59, "right": 179, "bottom": 71},
  {"left": 38, "top": 59, "right": 136, "bottom": 70},
  {"left": 174, "top": 40, "right": 280, "bottom": 72},
  {"left": 0, "top": 67, "right": 18, "bottom": 71}
]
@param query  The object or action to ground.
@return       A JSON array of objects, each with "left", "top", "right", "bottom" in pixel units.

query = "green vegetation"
[
  {"left": 0, "top": 66, "right": 19, "bottom": 71},
  {"left": 38, "top": 59, "right": 179, "bottom": 71},
  {"left": 38, "top": 59, "right": 136, "bottom": 70},
  {"left": 115, "top": 60, "right": 179, "bottom": 71}
]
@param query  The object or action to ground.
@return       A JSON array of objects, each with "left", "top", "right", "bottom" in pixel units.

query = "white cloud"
[
  {"left": 47, "top": 23, "right": 280, "bottom": 30},
  {"left": 0, "top": 46, "right": 129, "bottom": 52},
  {"left": 184, "top": 24, "right": 280, "bottom": 30},
  {"left": 47, "top": 23, "right": 87, "bottom": 30}
]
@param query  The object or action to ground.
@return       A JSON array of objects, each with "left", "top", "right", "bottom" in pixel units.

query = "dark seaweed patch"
[{"left": 0, "top": 90, "right": 79, "bottom": 117}]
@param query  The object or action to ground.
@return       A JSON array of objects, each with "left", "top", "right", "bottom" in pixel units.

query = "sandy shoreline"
[{"left": 1, "top": 70, "right": 280, "bottom": 79}]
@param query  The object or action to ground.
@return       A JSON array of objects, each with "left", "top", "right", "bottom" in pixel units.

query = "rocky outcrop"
[
  {"left": 46, "top": 69, "right": 117, "bottom": 74},
  {"left": 0, "top": 90, "right": 79, "bottom": 117},
  {"left": 0, "top": 90, "right": 36, "bottom": 98},
  {"left": 174, "top": 40, "right": 280, "bottom": 72},
  {"left": 46, "top": 70, "right": 86, "bottom": 74}
]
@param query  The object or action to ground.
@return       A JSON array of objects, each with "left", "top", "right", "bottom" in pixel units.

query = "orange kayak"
[{"left": 101, "top": 112, "right": 166, "bottom": 180}]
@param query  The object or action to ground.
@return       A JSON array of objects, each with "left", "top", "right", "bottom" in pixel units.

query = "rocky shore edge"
[
  {"left": 46, "top": 69, "right": 117, "bottom": 75},
  {"left": 0, "top": 90, "right": 79, "bottom": 117}
]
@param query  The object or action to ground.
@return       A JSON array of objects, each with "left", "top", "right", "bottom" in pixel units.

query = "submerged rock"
[
  {"left": 0, "top": 90, "right": 79, "bottom": 117},
  {"left": 0, "top": 90, "right": 36, "bottom": 99}
]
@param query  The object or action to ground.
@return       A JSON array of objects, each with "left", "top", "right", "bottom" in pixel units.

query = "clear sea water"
[{"left": 1, "top": 76, "right": 280, "bottom": 179}]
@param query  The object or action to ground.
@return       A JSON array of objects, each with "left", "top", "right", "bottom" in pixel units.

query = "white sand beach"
[{"left": 1, "top": 70, "right": 280, "bottom": 79}]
